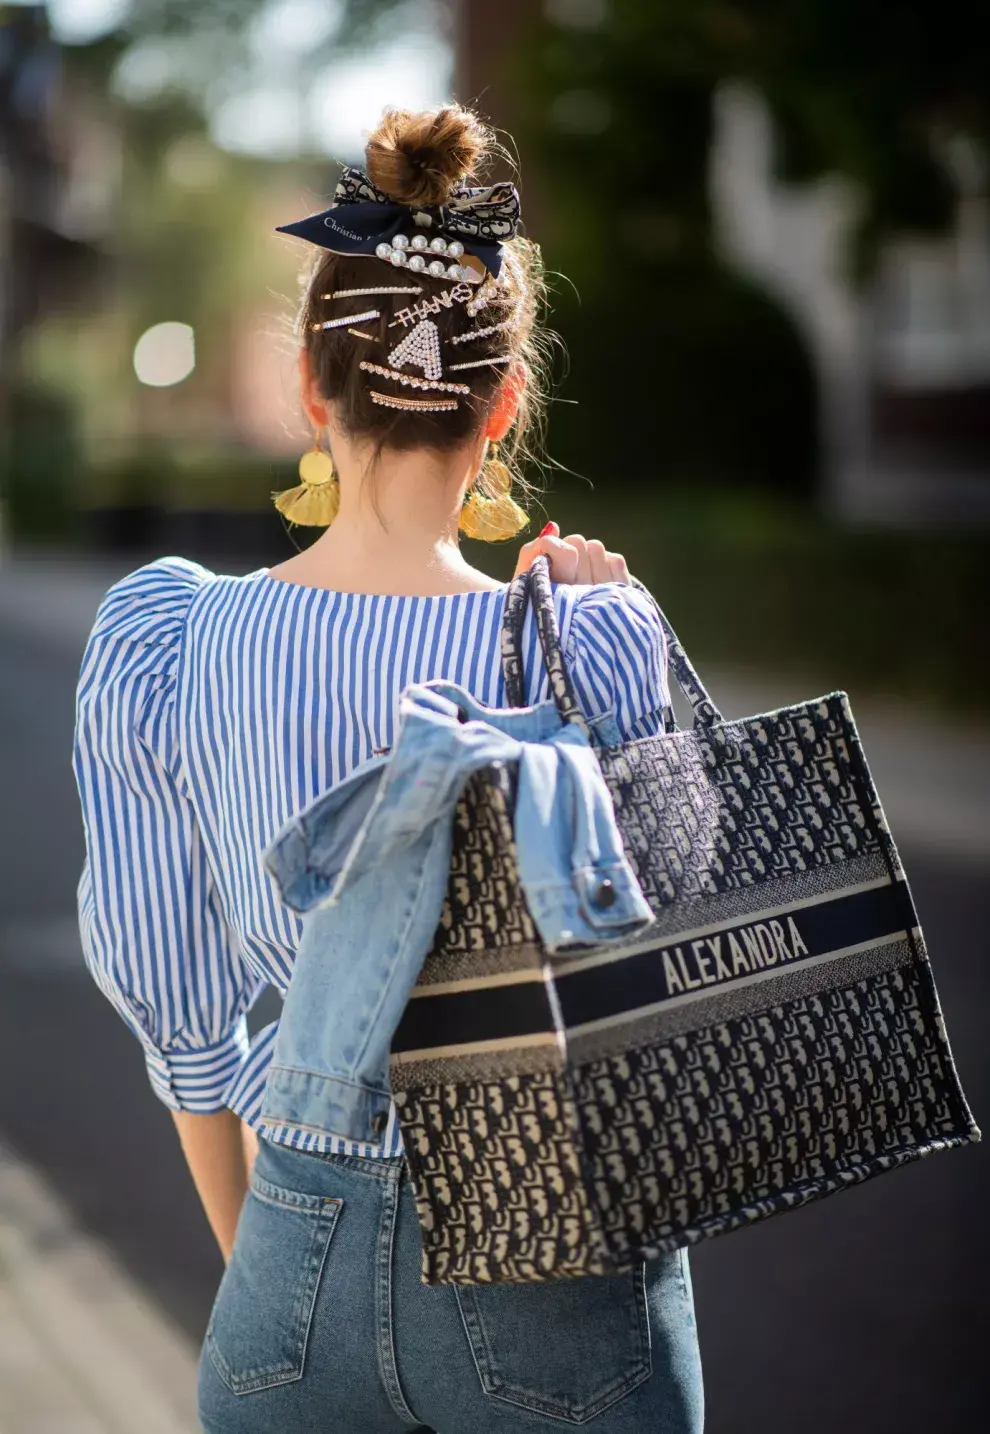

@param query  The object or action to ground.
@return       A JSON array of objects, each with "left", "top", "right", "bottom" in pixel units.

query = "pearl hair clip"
[
  {"left": 359, "top": 361, "right": 470, "bottom": 395},
  {"left": 466, "top": 277, "right": 501, "bottom": 317},
  {"left": 323, "top": 287, "right": 422, "bottom": 299},
  {"left": 311, "top": 308, "right": 379, "bottom": 330},
  {"left": 447, "top": 355, "right": 512, "bottom": 372},
  {"left": 374, "top": 232, "right": 477, "bottom": 282},
  {"left": 369, "top": 390, "right": 459, "bottom": 412}
]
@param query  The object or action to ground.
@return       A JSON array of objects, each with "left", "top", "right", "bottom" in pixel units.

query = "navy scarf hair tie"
[{"left": 275, "top": 165, "right": 520, "bottom": 277}]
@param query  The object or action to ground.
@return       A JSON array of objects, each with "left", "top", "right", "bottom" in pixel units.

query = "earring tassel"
[
  {"left": 459, "top": 490, "right": 529, "bottom": 541},
  {"left": 272, "top": 447, "right": 340, "bottom": 527},
  {"left": 271, "top": 481, "right": 340, "bottom": 527}
]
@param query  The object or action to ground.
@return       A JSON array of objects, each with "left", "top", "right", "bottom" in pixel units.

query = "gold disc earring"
[
  {"left": 272, "top": 438, "right": 340, "bottom": 527},
  {"left": 458, "top": 442, "right": 529, "bottom": 542}
]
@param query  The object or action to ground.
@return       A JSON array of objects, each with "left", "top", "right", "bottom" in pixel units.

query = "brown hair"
[{"left": 296, "top": 104, "right": 549, "bottom": 513}]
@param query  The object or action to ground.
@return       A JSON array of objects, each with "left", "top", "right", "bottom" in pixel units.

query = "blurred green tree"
[{"left": 509, "top": 0, "right": 990, "bottom": 496}]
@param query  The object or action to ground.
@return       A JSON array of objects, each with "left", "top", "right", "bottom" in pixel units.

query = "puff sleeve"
[
  {"left": 72, "top": 556, "right": 262, "bottom": 1113},
  {"left": 562, "top": 583, "right": 671, "bottom": 740}
]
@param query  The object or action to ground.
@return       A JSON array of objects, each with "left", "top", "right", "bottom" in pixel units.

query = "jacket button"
[
  {"left": 593, "top": 879, "right": 616, "bottom": 909},
  {"left": 371, "top": 1111, "right": 388, "bottom": 1137}
]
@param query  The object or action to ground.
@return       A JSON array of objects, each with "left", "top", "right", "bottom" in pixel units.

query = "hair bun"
[{"left": 365, "top": 104, "right": 492, "bottom": 208}]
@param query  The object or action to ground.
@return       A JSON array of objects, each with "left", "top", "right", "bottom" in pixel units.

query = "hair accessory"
[
  {"left": 359, "top": 361, "right": 470, "bottom": 395},
  {"left": 449, "top": 319, "right": 516, "bottom": 345},
  {"left": 272, "top": 440, "right": 339, "bottom": 527},
  {"left": 387, "top": 320, "right": 443, "bottom": 380},
  {"left": 459, "top": 442, "right": 528, "bottom": 541},
  {"left": 466, "top": 276, "right": 500, "bottom": 318},
  {"left": 374, "top": 236, "right": 476, "bottom": 284},
  {"left": 369, "top": 390, "right": 459, "bottom": 413},
  {"left": 311, "top": 308, "right": 379, "bottom": 331},
  {"left": 275, "top": 164, "right": 520, "bottom": 279},
  {"left": 347, "top": 328, "right": 375, "bottom": 340},
  {"left": 323, "top": 287, "right": 422, "bottom": 299},
  {"left": 390, "top": 285, "right": 473, "bottom": 329},
  {"left": 447, "top": 355, "right": 512, "bottom": 372}
]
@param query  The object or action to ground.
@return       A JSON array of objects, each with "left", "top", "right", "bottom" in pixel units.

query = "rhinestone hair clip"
[
  {"left": 449, "top": 318, "right": 517, "bottom": 345},
  {"left": 369, "top": 390, "right": 459, "bottom": 412},
  {"left": 311, "top": 308, "right": 379, "bottom": 330},
  {"left": 359, "top": 361, "right": 470, "bottom": 395},
  {"left": 323, "top": 287, "right": 422, "bottom": 299},
  {"left": 447, "top": 355, "right": 512, "bottom": 372}
]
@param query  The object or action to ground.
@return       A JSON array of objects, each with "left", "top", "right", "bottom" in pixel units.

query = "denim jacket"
[{"left": 260, "top": 680, "right": 654, "bottom": 1145}]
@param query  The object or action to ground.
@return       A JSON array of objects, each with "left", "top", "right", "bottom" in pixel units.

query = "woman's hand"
[{"left": 514, "top": 522, "right": 631, "bottom": 584}]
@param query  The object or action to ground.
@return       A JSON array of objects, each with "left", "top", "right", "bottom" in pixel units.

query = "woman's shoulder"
[
  {"left": 554, "top": 581, "right": 670, "bottom": 736},
  {"left": 80, "top": 555, "right": 222, "bottom": 690},
  {"left": 557, "top": 580, "right": 665, "bottom": 654},
  {"left": 91, "top": 554, "right": 215, "bottom": 637}
]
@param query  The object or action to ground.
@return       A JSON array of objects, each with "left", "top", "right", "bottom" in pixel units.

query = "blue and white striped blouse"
[{"left": 72, "top": 556, "right": 669, "bottom": 1160}]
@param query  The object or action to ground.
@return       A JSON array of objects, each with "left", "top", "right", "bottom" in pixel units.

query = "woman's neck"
[{"left": 268, "top": 429, "right": 502, "bottom": 596}]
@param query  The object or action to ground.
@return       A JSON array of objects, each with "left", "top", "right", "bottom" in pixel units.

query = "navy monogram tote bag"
[{"left": 389, "top": 556, "right": 979, "bottom": 1285}]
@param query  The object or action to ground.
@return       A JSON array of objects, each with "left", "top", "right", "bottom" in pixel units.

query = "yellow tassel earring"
[
  {"left": 272, "top": 438, "right": 340, "bottom": 527},
  {"left": 458, "top": 442, "right": 529, "bottom": 542}
]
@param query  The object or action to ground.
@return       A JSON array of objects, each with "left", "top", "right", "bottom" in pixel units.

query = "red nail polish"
[{"left": 539, "top": 521, "right": 555, "bottom": 537}]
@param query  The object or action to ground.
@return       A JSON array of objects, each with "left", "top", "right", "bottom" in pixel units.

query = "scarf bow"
[{"left": 275, "top": 165, "right": 520, "bottom": 276}]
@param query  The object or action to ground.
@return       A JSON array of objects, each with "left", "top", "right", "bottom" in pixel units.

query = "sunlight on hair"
[{"left": 133, "top": 323, "right": 196, "bottom": 388}]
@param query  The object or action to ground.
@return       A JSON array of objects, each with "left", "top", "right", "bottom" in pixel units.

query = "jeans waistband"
[{"left": 263, "top": 1136, "right": 407, "bottom": 1184}]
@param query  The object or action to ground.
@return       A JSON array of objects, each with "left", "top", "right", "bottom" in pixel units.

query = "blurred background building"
[{"left": 0, "top": 4, "right": 987, "bottom": 1433}]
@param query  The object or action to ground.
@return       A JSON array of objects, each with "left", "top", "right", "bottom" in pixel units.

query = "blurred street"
[
  {"left": 0, "top": 1138, "right": 199, "bottom": 1434},
  {"left": 0, "top": 546, "right": 986, "bottom": 1434}
]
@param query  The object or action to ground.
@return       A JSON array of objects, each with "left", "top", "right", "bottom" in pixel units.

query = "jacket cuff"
[
  {"left": 260, "top": 1064, "right": 393, "bottom": 1145},
  {"left": 143, "top": 1022, "right": 251, "bottom": 1113}
]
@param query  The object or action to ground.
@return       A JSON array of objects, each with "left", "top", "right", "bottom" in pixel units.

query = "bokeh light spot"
[{"left": 133, "top": 323, "right": 196, "bottom": 387}]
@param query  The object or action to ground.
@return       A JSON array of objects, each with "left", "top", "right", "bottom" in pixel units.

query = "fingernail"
[{"left": 539, "top": 521, "right": 555, "bottom": 537}]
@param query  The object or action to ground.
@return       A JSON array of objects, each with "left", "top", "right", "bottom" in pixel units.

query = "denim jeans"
[{"left": 198, "top": 1136, "right": 704, "bottom": 1433}]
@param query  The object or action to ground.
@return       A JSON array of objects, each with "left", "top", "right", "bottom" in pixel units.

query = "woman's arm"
[{"left": 170, "top": 1109, "right": 258, "bottom": 1262}]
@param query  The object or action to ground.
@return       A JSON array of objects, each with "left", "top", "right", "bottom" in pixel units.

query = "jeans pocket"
[
  {"left": 205, "top": 1171, "right": 342, "bottom": 1395},
  {"left": 454, "top": 1262, "right": 652, "bottom": 1424}
]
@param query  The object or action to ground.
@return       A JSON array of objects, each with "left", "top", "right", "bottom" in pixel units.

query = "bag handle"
[
  {"left": 501, "top": 555, "right": 723, "bottom": 731},
  {"left": 501, "top": 556, "right": 590, "bottom": 735}
]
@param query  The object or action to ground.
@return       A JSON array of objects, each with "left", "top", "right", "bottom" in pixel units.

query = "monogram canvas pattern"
[
  {"left": 391, "top": 560, "right": 978, "bottom": 1285},
  {"left": 393, "top": 1072, "right": 608, "bottom": 1284},
  {"left": 573, "top": 961, "right": 963, "bottom": 1263},
  {"left": 421, "top": 766, "right": 540, "bottom": 984},
  {"left": 394, "top": 960, "right": 966, "bottom": 1284},
  {"left": 603, "top": 695, "right": 880, "bottom": 911}
]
